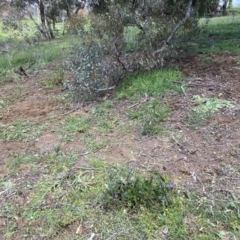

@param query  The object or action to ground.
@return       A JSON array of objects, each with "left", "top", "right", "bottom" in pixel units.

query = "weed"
[
  {"left": 0, "top": 121, "right": 47, "bottom": 141},
  {"left": 116, "top": 70, "right": 183, "bottom": 100},
  {"left": 185, "top": 95, "right": 234, "bottom": 128},
  {"left": 0, "top": 99, "right": 5, "bottom": 117},
  {"left": 96, "top": 119, "right": 117, "bottom": 133},
  {"left": 102, "top": 165, "right": 174, "bottom": 212},
  {"left": 193, "top": 95, "right": 234, "bottom": 113},
  {"left": 49, "top": 92, "right": 73, "bottom": 108},
  {"left": 129, "top": 99, "right": 171, "bottom": 135},
  {"left": 91, "top": 100, "right": 122, "bottom": 133},
  {"left": 41, "top": 68, "right": 65, "bottom": 89},
  {"left": 91, "top": 100, "right": 113, "bottom": 117},
  {"left": 46, "top": 151, "right": 79, "bottom": 174},
  {"left": 84, "top": 134, "right": 110, "bottom": 152}
]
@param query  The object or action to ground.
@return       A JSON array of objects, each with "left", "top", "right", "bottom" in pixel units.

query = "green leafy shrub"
[{"left": 102, "top": 166, "right": 174, "bottom": 212}]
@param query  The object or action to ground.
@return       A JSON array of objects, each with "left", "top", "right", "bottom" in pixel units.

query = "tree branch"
[
  {"left": 154, "top": 0, "right": 193, "bottom": 56},
  {"left": 27, "top": 10, "right": 51, "bottom": 40}
]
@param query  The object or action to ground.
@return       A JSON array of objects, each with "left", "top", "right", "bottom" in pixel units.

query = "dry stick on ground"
[
  {"left": 188, "top": 83, "right": 215, "bottom": 87},
  {"left": 128, "top": 94, "right": 149, "bottom": 109}
]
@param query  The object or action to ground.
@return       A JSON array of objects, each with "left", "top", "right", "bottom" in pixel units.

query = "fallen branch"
[
  {"left": 187, "top": 83, "right": 215, "bottom": 87},
  {"left": 92, "top": 86, "right": 116, "bottom": 93}
]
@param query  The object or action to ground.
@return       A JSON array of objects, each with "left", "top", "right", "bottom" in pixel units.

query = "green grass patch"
[
  {"left": 236, "top": 56, "right": 240, "bottom": 64},
  {"left": 182, "top": 15, "right": 240, "bottom": 54},
  {"left": 2, "top": 158, "right": 239, "bottom": 239},
  {"left": 91, "top": 100, "right": 121, "bottom": 133},
  {"left": 7, "top": 153, "right": 42, "bottom": 171},
  {"left": 116, "top": 70, "right": 183, "bottom": 100},
  {"left": 0, "top": 121, "right": 47, "bottom": 141},
  {"left": 57, "top": 115, "right": 92, "bottom": 142},
  {"left": 0, "top": 36, "right": 76, "bottom": 80},
  {"left": 49, "top": 92, "right": 74, "bottom": 110},
  {"left": 2, "top": 160, "right": 185, "bottom": 239},
  {"left": 185, "top": 189, "right": 240, "bottom": 240}
]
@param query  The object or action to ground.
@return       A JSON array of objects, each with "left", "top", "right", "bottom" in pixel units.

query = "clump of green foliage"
[
  {"left": 192, "top": 95, "right": 234, "bottom": 114},
  {"left": 103, "top": 165, "right": 174, "bottom": 211},
  {"left": 186, "top": 95, "right": 234, "bottom": 127}
]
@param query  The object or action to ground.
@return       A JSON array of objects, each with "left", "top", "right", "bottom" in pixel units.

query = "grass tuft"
[
  {"left": 129, "top": 99, "right": 171, "bottom": 135},
  {"left": 57, "top": 115, "right": 92, "bottom": 142}
]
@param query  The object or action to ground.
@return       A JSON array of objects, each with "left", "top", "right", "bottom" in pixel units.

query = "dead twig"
[
  {"left": 181, "top": 86, "right": 187, "bottom": 96},
  {"left": 128, "top": 94, "right": 149, "bottom": 109},
  {"left": 187, "top": 83, "right": 215, "bottom": 87}
]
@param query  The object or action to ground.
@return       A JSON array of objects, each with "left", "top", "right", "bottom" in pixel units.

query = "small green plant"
[
  {"left": 42, "top": 68, "right": 64, "bottom": 89},
  {"left": 103, "top": 165, "right": 174, "bottom": 211},
  {"left": 129, "top": 99, "right": 171, "bottom": 135},
  {"left": 49, "top": 93, "right": 73, "bottom": 110},
  {"left": 193, "top": 95, "right": 234, "bottom": 114},
  {"left": 0, "top": 99, "right": 5, "bottom": 117},
  {"left": 186, "top": 95, "right": 234, "bottom": 128}
]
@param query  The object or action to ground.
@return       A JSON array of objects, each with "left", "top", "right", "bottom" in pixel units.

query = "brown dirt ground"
[{"left": 0, "top": 54, "right": 240, "bottom": 239}]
